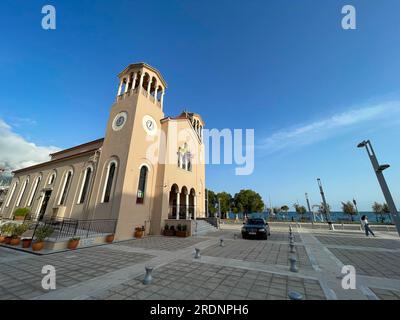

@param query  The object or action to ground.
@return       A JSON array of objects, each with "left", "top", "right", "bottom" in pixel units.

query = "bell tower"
[{"left": 87, "top": 63, "right": 167, "bottom": 239}]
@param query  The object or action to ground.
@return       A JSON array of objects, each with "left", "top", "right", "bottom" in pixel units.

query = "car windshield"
[{"left": 247, "top": 219, "right": 264, "bottom": 225}]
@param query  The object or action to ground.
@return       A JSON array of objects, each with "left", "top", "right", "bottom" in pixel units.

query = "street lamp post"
[
  {"left": 317, "top": 178, "right": 332, "bottom": 228},
  {"left": 357, "top": 140, "right": 400, "bottom": 237},
  {"left": 305, "top": 193, "right": 314, "bottom": 224}
]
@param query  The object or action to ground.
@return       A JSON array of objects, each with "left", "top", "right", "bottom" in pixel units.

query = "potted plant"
[
  {"left": 32, "top": 225, "right": 54, "bottom": 251},
  {"left": 134, "top": 226, "right": 145, "bottom": 238},
  {"left": 163, "top": 224, "right": 175, "bottom": 236},
  {"left": 22, "top": 238, "right": 33, "bottom": 248},
  {"left": 13, "top": 208, "right": 30, "bottom": 221},
  {"left": 1, "top": 223, "right": 15, "bottom": 244},
  {"left": 10, "top": 223, "right": 28, "bottom": 246},
  {"left": 68, "top": 237, "right": 80, "bottom": 250},
  {"left": 105, "top": 234, "right": 115, "bottom": 243},
  {"left": 176, "top": 224, "right": 189, "bottom": 237}
]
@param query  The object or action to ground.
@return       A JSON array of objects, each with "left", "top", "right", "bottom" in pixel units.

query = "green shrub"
[
  {"left": 177, "top": 224, "right": 182, "bottom": 231},
  {"left": 35, "top": 226, "right": 54, "bottom": 242},
  {"left": 13, "top": 208, "right": 30, "bottom": 218},
  {"left": 12, "top": 224, "right": 29, "bottom": 237},
  {"left": 164, "top": 224, "right": 169, "bottom": 231},
  {"left": 182, "top": 224, "right": 187, "bottom": 232},
  {"left": 0, "top": 223, "right": 15, "bottom": 236}
]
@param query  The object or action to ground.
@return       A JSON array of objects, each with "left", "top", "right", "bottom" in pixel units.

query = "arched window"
[
  {"left": 59, "top": 171, "right": 73, "bottom": 205},
  {"left": 102, "top": 162, "right": 116, "bottom": 203},
  {"left": 78, "top": 167, "right": 92, "bottom": 204},
  {"left": 5, "top": 181, "right": 18, "bottom": 208},
  {"left": 136, "top": 166, "right": 148, "bottom": 204},
  {"left": 27, "top": 176, "right": 41, "bottom": 207},
  {"left": 16, "top": 178, "right": 29, "bottom": 207},
  {"left": 48, "top": 172, "right": 56, "bottom": 185}
]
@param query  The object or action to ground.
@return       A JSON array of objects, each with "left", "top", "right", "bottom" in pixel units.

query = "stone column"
[
  {"left": 176, "top": 192, "right": 180, "bottom": 220},
  {"left": 138, "top": 73, "right": 144, "bottom": 91},
  {"left": 160, "top": 90, "right": 165, "bottom": 107},
  {"left": 131, "top": 72, "right": 137, "bottom": 91},
  {"left": 124, "top": 77, "right": 130, "bottom": 93},
  {"left": 154, "top": 85, "right": 158, "bottom": 100},
  {"left": 186, "top": 193, "right": 189, "bottom": 220},
  {"left": 147, "top": 77, "right": 152, "bottom": 93},
  {"left": 194, "top": 196, "right": 197, "bottom": 220},
  {"left": 117, "top": 80, "right": 123, "bottom": 96}
]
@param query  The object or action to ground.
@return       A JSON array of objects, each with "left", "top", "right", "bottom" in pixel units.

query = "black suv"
[{"left": 241, "top": 218, "right": 270, "bottom": 240}]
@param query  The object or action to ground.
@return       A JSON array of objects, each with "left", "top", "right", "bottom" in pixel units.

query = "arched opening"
[
  {"left": 142, "top": 73, "right": 151, "bottom": 91},
  {"left": 16, "top": 177, "right": 29, "bottom": 207},
  {"left": 102, "top": 161, "right": 117, "bottom": 203},
  {"left": 48, "top": 171, "right": 56, "bottom": 185},
  {"left": 5, "top": 180, "right": 18, "bottom": 208},
  {"left": 59, "top": 170, "right": 73, "bottom": 206},
  {"left": 136, "top": 165, "right": 148, "bottom": 204},
  {"left": 169, "top": 184, "right": 179, "bottom": 219},
  {"left": 78, "top": 166, "right": 92, "bottom": 204},
  {"left": 27, "top": 175, "right": 42, "bottom": 207}
]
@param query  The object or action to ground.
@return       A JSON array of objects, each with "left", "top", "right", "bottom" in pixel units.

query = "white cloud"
[
  {"left": 0, "top": 118, "right": 60, "bottom": 171},
  {"left": 260, "top": 101, "right": 400, "bottom": 153}
]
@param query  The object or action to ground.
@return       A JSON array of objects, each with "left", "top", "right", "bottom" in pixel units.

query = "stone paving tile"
[
  {"left": 204, "top": 229, "right": 302, "bottom": 243},
  {"left": 0, "top": 247, "right": 153, "bottom": 300},
  {"left": 91, "top": 260, "right": 325, "bottom": 300},
  {"left": 370, "top": 288, "right": 400, "bottom": 300},
  {"left": 116, "top": 236, "right": 206, "bottom": 251},
  {"left": 201, "top": 239, "right": 311, "bottom": 268},
  {"left": 315, "top": 235, "right": 400, "bottom": 249},
  {"left": 329, "top": 248, "right": 400, "bottom": 279},
  {"left": 0, "top": 247, "right": 27, "bottom": 260}
]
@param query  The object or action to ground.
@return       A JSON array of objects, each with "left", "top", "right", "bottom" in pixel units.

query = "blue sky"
[{"left": 1, "top": 0, "right": 400, "bottom": 211}]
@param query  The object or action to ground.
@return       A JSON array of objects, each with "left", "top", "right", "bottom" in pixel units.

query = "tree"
[
  {"left": 372, "top": 202, "right": 384, "bottom": 223},
  {"left": 216, "top": 192, "right": 233, "bottom": 219},
  {"left": 294, "top": 204, "right": 307, "bottom": 220},
  {"left": 273, "top": 207, "right": 281, "bottom": 214},
  {"left": 233, "top": 189, "right": 264, "bottom": 218},
  {"left": 281, "top": 205, "right": 289, "bottom": 213},
  {"left": 206, "top": 190, "right": 217, "bottom": 216},
  {"left": 341, "top": 201, "right": 357, "bottom": 222}
]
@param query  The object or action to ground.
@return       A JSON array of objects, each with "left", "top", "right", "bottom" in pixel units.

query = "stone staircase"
[{"left": 193, "top": 219, "right": 218, "bottom": 236}]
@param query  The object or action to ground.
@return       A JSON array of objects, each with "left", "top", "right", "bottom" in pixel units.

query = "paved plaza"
[{"left": 0, "top": 223, "right": 399, "bottom": 300}]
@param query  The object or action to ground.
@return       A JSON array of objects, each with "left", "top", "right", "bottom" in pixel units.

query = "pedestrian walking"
[{"left": 361, "top": 215, "right": 375, "bottom": 237}]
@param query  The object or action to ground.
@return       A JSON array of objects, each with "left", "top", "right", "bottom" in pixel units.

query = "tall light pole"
[
  {"left": 357, "top": 140, "right": 400, "bottom": 237},
  {"left": 317, "top": 178, "right": 332, "bottom": 227},
  {"left": 305, "top": 192, "right": 314, "bottom": 223}
]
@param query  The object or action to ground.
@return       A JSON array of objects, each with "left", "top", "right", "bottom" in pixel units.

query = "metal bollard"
[
  {"left": 289, "top": 234, "right": 294, "bottom": 242},
  {"left": 194, "top": 248, "right": 201, "bottom": 259},
  {"left": 288, "top": 291, "right": 303, "bottom": 300},
  {"left": 289, "top": 255, "right": 299, "bottom": 273},
  {"left": 220, "top": 238, "right": 224, "bottom": 247},
  {"left": 143, "top": 266, "right": 153, "bottom": 285},
  {"left": 289, "top": 242, "right": 296, "bottom": 253}
]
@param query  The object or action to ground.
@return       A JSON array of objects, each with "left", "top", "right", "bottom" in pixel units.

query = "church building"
[{"left": 0, "top": 63, "right": 206, "bottom": 240}]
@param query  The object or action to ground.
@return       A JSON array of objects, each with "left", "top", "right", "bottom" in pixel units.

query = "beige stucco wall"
[{"left": 1, "top": 152, "right": 96, "bottom": 221}]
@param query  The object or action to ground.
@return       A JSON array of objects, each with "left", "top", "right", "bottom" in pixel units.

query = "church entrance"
[{"left": 38, "top": 190, "right": 52, "bottom": 221}]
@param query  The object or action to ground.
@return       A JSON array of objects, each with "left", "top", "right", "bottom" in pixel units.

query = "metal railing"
[
  {"left": 31, "top": 217, "right": 117, "bottom": 241},
  {"left": 168, "top": 205, "right": 195, "bottom": 219}
]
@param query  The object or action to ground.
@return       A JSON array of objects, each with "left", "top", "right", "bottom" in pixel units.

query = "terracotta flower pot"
[
  {"left": 68, "top": 240, "right": 80, "bottom": 250},
  {"left": 134, "top": 230, "right": 144, "bottom": 238},
  {"left": 14, "top": 216, "right": 25, "bottom": 221},
  {"left": 0, "top": 236, "right": 5, "bottom": 243},
  {"left": 176, "top": 231, "right": 189, "bottom": 238},
  {"left": 4, "top": 236, "right": 12, "bottom": 244},
  {"left": 105, "top": 234, "right": 115, "bottom": 243},
  {"left": 32, "top": 241, "right": 44, "bottom": 251},
  {"left": 22, "top": 239, "right": 32, "bottom": 248},
  {"left": 164, "top": 230, "right": 175, "bottom": 236},
  {"left": 10, "top": 237, "right": 21, "bottom": 246}
]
